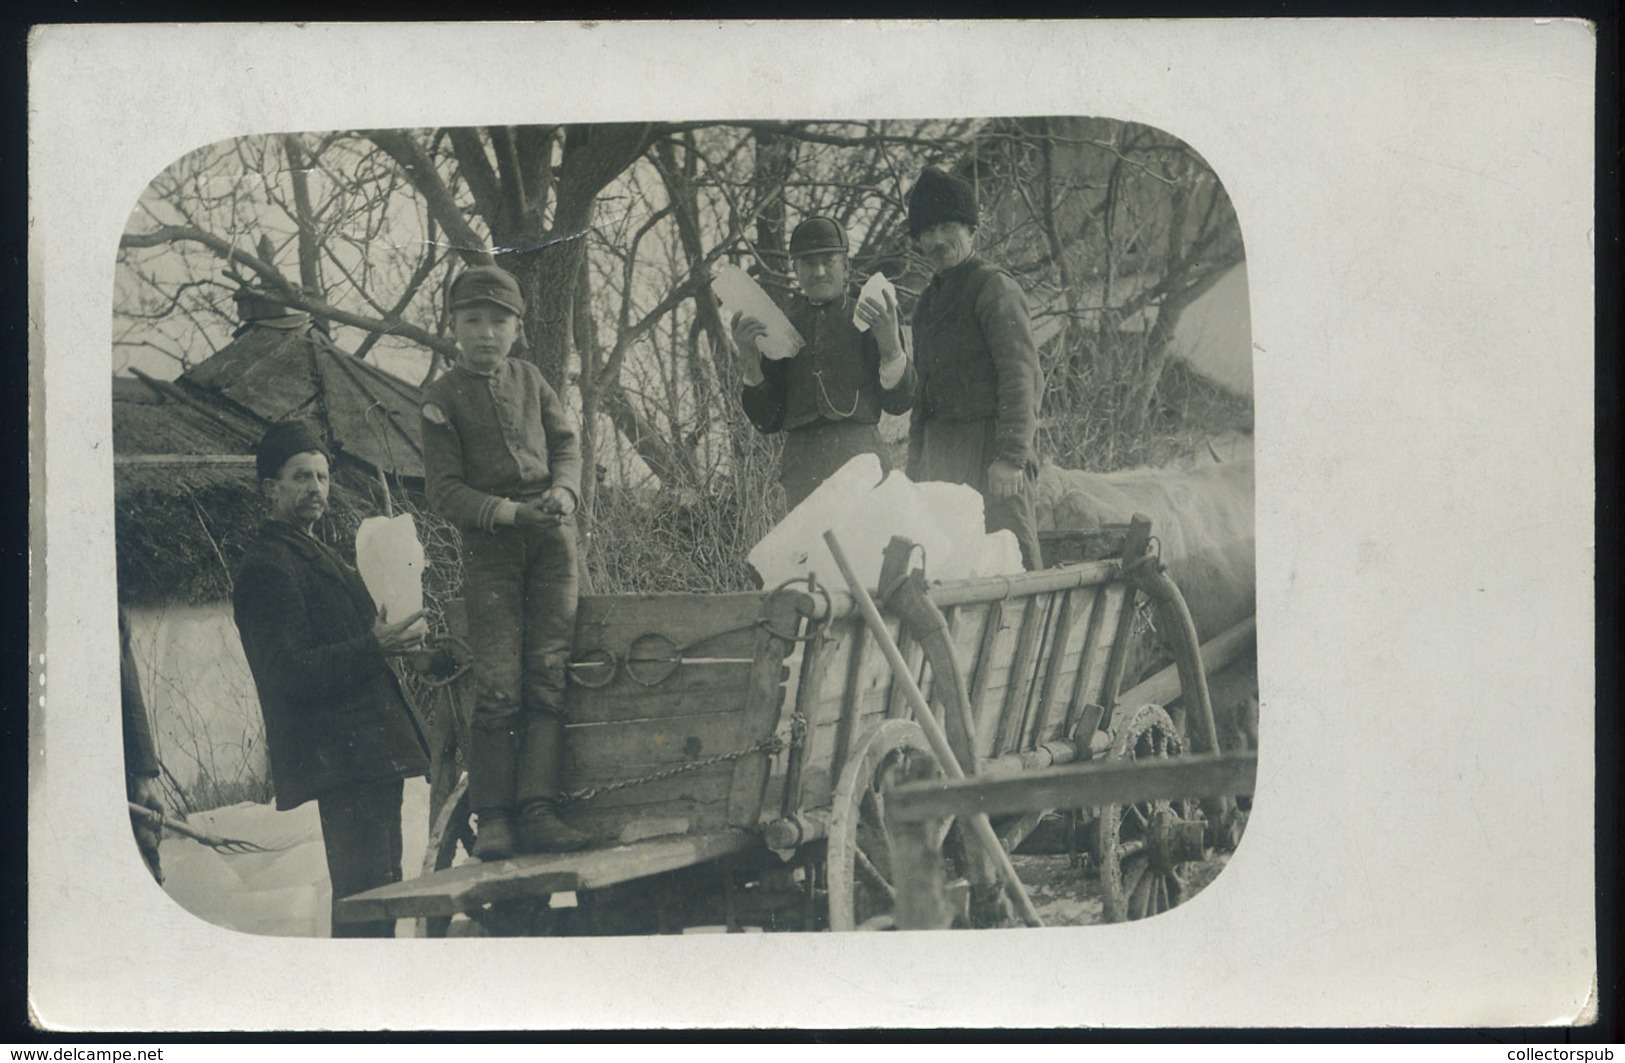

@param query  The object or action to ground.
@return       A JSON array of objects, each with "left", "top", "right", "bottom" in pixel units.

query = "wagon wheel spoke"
[
  {"left": 1127, "top": 861, "right": 1155, "bottom": 919},
  {"left": 861, "top": 783, "right": 886, "bottom": 830},
  {"left": 1121, "top": 854, "right": 1151, "bottom": 908},
  {"left": 826, "top": 722, "right": 943, "bottom": 932},
  {"left": 1095, "top": 705, "right": 1207, "bottom": 924},
  {"left": 854, "top": 847, "right": 896, "bottom": 899}
]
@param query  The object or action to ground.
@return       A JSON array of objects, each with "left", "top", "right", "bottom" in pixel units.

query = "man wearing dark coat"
[
  {"left": 735, "top": 216, "right": 917, "bottom": 508},
  {"left": 905, "top": 169, "right": 1045, "bottom": 571},
  {"left": 232, "top": 420, "right": 430, "bottom": 937}
]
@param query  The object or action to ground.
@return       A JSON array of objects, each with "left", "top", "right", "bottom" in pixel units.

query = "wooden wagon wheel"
[
  {"left": 1094, "top": 703, "right": 1209, "bottom": 923},
  {"left": 826, "top": 719, "right": 956, "bottom": 931},
  {"left": 417, "top": 775, "right": 474, "bottom": 938}
]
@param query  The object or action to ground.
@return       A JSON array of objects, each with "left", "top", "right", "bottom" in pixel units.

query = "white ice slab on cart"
[{"left": 747, "top": 454, "right": 1025, "bottom": 592}]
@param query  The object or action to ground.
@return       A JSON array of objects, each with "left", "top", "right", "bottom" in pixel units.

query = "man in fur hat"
[
  {"left": 232, "top": 419, "right": 430, "bottom": 936},
  {"left": 905, "top": 168, "right": 1044, "bottom": 570}
]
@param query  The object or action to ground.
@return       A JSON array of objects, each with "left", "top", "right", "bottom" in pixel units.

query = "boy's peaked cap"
[{"left": 449, "top": 265, "right": 526, "bottom": 316}]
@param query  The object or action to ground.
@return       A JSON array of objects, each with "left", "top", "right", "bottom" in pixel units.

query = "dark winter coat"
[
  {"left": 741, "top": 291, "right": 916, "bottom": 434},
  {"left": 232, "top": 520, "right": 429, "bottom": 810},
  {"left": 908, "top": 254, "right": 1042, "bottom": 472}
]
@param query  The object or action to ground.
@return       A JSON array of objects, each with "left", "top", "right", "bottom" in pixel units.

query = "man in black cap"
[
  {"left": 905, "top": 168, "right": 1044, "bottom": 570},
  {"left": 734, "top": 216, "right": 917, "bottom": 507},
  {"left": 232, "top": 419, "right": 430, "bottom": 936}
]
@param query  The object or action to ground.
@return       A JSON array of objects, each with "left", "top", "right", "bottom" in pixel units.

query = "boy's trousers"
[{"left": 461, "top": 519, "right": 580, "bottom": 731}]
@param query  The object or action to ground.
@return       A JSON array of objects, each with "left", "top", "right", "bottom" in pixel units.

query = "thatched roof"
[
  {"left": 112, "top": 322, "right": 430, "bottom": 607},
  {"left": 182, "top": 320, "right": 424, "bottom": 479}
]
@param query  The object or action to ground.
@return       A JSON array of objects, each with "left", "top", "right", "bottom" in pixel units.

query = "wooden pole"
[
  {"left": 822, "top": 530, "right": 1044, "bottom": 929},
  {"left": 884, "top": 752, "right": 1258, "bottom": 824},
  {"left": 1113, "top": 616, "right": 1257, "bottom": 713}
]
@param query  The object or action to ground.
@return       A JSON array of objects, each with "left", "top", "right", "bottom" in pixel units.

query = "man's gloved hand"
[{"left": 986, "top": 458, "right": 1026, "bottom": 499}]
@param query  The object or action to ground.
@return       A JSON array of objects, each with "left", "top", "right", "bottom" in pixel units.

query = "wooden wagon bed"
[{"left": 338, "top": 520, "right": 1239, "bottom": 932}]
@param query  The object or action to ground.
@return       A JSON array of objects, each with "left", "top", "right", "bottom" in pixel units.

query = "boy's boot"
[
  {"left": 468, "top": 725, "right": 520, "bottom": 861},
  {"left": 516, "top": 713, "right": 590, "bottom": 853}
]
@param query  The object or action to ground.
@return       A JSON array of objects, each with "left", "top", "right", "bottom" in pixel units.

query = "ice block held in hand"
[
  {"left": 356, "top": 514, "right": 429, "bottom": 636},
  {"left": 712, "top": 263, "right": 804, "bottom": 361},
  {"left": 853, "top": 272, "right": 897, "bottom": 334}
]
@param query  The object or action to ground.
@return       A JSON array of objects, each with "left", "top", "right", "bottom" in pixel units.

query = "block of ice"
[
  {"left": 852, "top": 272, "right": 896, "bottom": 334},
  {"left": 356, "top": 513, "right": 427, "bottom": 630},
  {"left": 976, "top": 530, "right": 1026, "bottom": 578},
  {"left": 712, "top": 263, "right": 804, "bottom": 362},
  {"left": 748, "top": 456, "right": 1025, "bottom": 591},
  {"left": 747, "top": 454, "right": 881, "bottom": 587}
]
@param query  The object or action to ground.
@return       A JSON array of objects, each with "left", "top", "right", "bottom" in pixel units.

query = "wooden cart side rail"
[
  {"left": 885, "top": 752, "right": 1258, "bottom": 824},
  {"left": 783, "top": 559, "right": 1125, "bottom": 625}
]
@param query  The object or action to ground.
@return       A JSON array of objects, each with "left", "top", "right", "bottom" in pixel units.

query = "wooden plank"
[
  {"left": 1031, "top": 596, "right": 1094, "bottom": 747},
  {"left": 1078, "top": 584, "right": 1129, "bottom": 713},
  {"left": 567, "top": 713, "right": 765, "bottom": 772},
  {"left": 885, "top": 619, "right": 922, "bottom": 719},
  {"left": 829, "top": 618, "right": 874, "bottom": 790},
  {"left": 1012, "top": 592, "right": 1062, "bottom": 751},
  {"left": 563, "top": 767, "right": 735, "bottom": 809},
  {"left": 574, "top": 592, "right": 767, "bottom": 642},
  {"left": 1061, "top": 584, "right": 1111, "bottom": 739},
  {"left": 1024, "top": 587, "right": 1079, "bottom": 750},
  {"left": 1097, "top": 519, "right": 1153, "bottom": 722},
  {"left": 1116, "top": 616, "right": 1257, "bottom": 712},
  {"left": 335, "top": 829, "right": 757, "bottom": 923},
  {"left": 887, "top": 753, "right": 1259, "bottom": 824},
  {"left": 570, "top": 793, "right": 730, "bottom": 841},
  {"left": 925, "top": 561, "right": 1119, "bottom": 607},
  {"left": 568, "top": 666, "right": 759, "bottom": 724},
  {"left": 782, "top": 610, "right": 835, "bottom": 819},
  {"left": 968, "top": 599, "right": 1009, "bottom": 759},
  {"left": 1097, "top": 581, "right": 1141, "bottom": 730},
  {"left": 726, "top": 601, "right": 798, "bottom": 825},
  {"left": 994, "top": 597, "right": 1047, "bottom": 755}
]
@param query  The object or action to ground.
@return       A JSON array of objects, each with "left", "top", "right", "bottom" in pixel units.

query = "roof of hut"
[
  {"left": 112, "top": 371, "right": 400, "bottom": 607},
  {"left": 180, "top": 314, "right": 425, "bottom": 480}
]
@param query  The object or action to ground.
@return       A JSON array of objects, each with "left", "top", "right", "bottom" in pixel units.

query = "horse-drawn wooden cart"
[{"left": 336, "top": 516, "right": 1250, "bottom": 934}]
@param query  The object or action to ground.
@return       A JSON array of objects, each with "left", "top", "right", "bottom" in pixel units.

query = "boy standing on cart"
[{"left": 422, "top": 264, "right": 590, "bottom": 861}]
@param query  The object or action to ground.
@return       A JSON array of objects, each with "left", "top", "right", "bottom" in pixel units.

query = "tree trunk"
[{"left": 281, "top": 134, "right": 324, "bottom": 297}]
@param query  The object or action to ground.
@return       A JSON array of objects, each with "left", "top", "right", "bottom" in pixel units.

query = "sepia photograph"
[
  {"left": 31, "top": 20, "right": 1595, "bottom": 1030},
  {"left": 111, "top": 115, "right": 1257, "bottom": 940}
]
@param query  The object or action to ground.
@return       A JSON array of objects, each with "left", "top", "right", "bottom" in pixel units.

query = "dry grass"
[{"left": 1041, "top": 335, "right": 1252, "bottom": 473}]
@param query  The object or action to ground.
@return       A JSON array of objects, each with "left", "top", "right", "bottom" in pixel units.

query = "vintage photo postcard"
[{"left": 28, "top": 20, "right": 1597, "bottom": 1030}]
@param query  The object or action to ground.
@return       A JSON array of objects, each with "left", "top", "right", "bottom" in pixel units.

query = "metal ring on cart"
[
  {"left": 566, "top": 646, "right": 619, "bottom": 689},
  {"left": 625, "top": 631, "right": 684, "bottom": 687},
  {"left": 760, "top": 576, "right": 834, "bottom": 643}
]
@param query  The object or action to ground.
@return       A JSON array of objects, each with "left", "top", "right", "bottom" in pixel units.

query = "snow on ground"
[{"left": 159, "top": 777, "right": 432, "bottom": 937}]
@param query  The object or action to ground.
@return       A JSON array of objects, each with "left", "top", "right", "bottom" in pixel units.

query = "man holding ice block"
[
  {"left": 735, "top": 217, "right": 917, "bottom": 508},
  {"left": 232, "top": 420, "right": 430, "bottom": 937}
]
